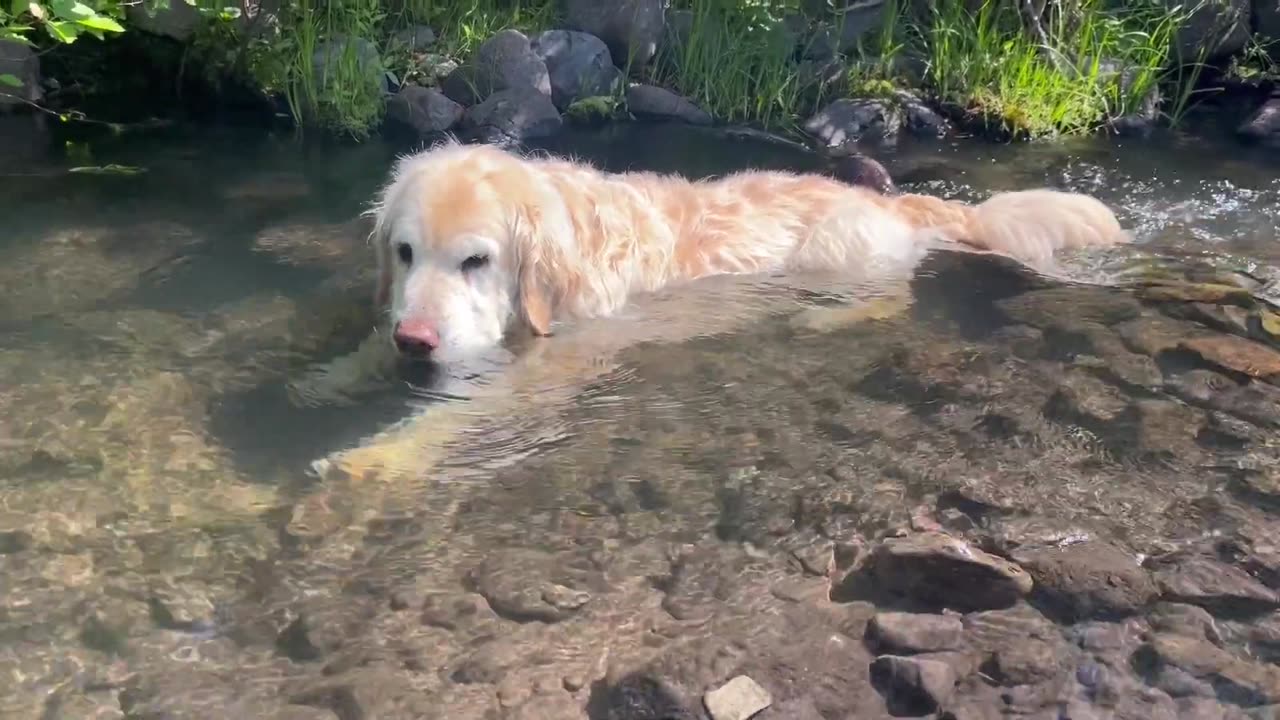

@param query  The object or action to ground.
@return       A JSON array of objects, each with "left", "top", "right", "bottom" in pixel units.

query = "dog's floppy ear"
[{"left": 512, "top": 209, "right": 555, "bottom": 337}]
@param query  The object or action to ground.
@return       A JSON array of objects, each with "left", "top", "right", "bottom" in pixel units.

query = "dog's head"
[{"left": 367, "top": 140, "right": 561, "bottom": 363}]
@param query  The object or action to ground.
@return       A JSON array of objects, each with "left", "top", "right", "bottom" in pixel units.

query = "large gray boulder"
[
  {"left": 441, "top": 29, "right": 551, "bottom": 107},
  {"left": 563, "top": 0, "right": 667, "bottom": 68},
  {"left": 460, "top": 86, "right": 562, "bottom": 144},
  {"left": 1170, "top": 0, "right": 1251, "bottom": 62},
  {"left": 0, "top": 40, "right": 40, "bottom": 111},
  {"left": 531, "top": 30, "right": 624, "bottom": 110},
  {"left": 625, "top": 84, "right": 712, "bottom": 125},
  {"left": 385, "top": 85, "right": 463, "bottom": 136}
]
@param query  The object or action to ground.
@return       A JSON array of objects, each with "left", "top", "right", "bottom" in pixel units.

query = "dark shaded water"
[{"left": 4, "top": 116, "right": 1280, "bottom": 719}]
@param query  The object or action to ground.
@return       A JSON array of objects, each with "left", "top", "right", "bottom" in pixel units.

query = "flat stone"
[
  {"left": 1014, "top": 541, "right": 1158, "bottom": 621},
  {"left": 1151, "top": 556, "right": 1280, "bottom": 617},
  {"left": 703, "top": 675, "right": 772, "bottom": 720},
  {"left": 861, "top": 531, "right": 1033, "bottom": 611},
  {"left": 1180, "top": 335, "right": 1280, "bottom": 382},
  {"left": 869, "top": 655, "right": 956, "bottom": 716},
  {"left": 866, "top": 611, "right": 963, "bottom": 653},
  {"left": 625, "top": 84, "right": 712, "bottom": 125}
]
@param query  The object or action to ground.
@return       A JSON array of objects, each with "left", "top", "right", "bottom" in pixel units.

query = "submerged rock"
[
  {"left": 869, "top": 654, "right": 956, "bottom": 715},
  {"left": 855, "top": 531, "right": 1033, "bottom": 611},
  {"left": 1178, "top": 335, "right": 1280, "bottom": 383},
  {"left": 866, "top": 611, "right": 964, "bottom": 654},
  {"left": 1149, "top": 555, "right": 1280, "bottom": 618},
  {"left": 1014, "top": 541, "right": 1158, "bottom": 622}
]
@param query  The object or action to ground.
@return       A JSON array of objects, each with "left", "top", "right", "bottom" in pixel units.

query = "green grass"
[
  {"left": 182, "top": 0, "right": 1212, "bottom": 140},
  {"left": 903, "top": 0, "right": 1196, "bottom": 138},
  {"left": 650, "top": 0, "right": 814, "bottom": 133}
]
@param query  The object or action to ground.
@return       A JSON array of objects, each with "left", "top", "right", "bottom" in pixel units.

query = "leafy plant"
[{"left": 2, "top": 0, "right": 129, "bottom": 47}]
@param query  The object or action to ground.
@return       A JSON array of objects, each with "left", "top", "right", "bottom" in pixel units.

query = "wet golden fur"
[{"left": 368, "top": 138, "right": 1128, "bottom": 360}]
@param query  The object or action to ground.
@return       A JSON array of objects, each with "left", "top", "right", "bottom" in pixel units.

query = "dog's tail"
[{"left": 891, "top": 189, "right": 1130, "bottom": 271}]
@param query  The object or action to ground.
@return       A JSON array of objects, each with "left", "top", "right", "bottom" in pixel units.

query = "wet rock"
[
  {"left": 804, "top": 98, "right": 902, "bottom": 150},
  {"left": 442, "top": 29, "right": 551, "bottom": 106},
  {"left": 289, "top": 665, "right": 437, "bottom": 718},
  {"left": 1044, "top": 370, "right": 1130, "bottom": 430},
  {"left": 763, "top": 696, "right": 825, "bottom": 720},
  {"left": 856, "top": 531, "right": 1033, "bottom": 611},
  {"left": 452, "top": 639, "right": 549, "bottom": 684},
  {"left": 1242, "top": 98, "right": 1280, "bottom": 147},
  {"left": 1120, "top": 398, "right": 1204, "bottom": 460},
  {"left": 563, "top": 0, "right": 665, "bottom": 67},
  {"left": 981, "top": 638, "right": 1065, "bottom": 686},
  {"left": 419, "top": 591, "right": 497, "bottom": 630},
  {"left": 999, "top": 287, "right": 1144, "bottom": 329},
  {"left": 385, "top": 85, "right": 463, "bottom": 135},
  {"left": 1179, "top": 335, "right": 1280, "bottom": 383},
  {"left": 1169, "top": 0, "right": 1250, "bottom": 62},
  {"left": 866, "top": 611, "right": 963, "bottom": 654},
  {"left": 826, "top": 153, "right": 896, "bottom": 194},
  {"left": 530, "top": 30, "right": 623, "bottom": 111},
  {"left": 1139, "top": 633, "right": 1280, "bottom": 705},
  {"left": 1117, "top": 314, "right": 1188, "bottom": 356},
  {"left": 460, "top": 87, "right": 562, "bottom": 144},
  {"left": 869, "top": 654, "right": 956, "bottom": 715},
  {"left": 0, "top": 529, "right": 31, "bottom": 554},
  {"left": 625, "top": 84, "right": 712, "bottom": 125},
  {"left": 1148, "top": 602, "right": 1223, "bottom": 645},
  {"left": 895, "top": 90, "right": 950, "bottom": 138},
  {"left": 1149, "top": 556, "right": 1280, "bottom": 617},
  {"left": 703, "top": 675, "right": 772, "bottom": 720},
  {"left": 469, "top": 549, "right": 595, "bottom": 623},
  {"left": 1166, "top": 370, "right": 1280, "bottom": 428},
  {"left": 1014, "top": 541, "right": 1158, "bottom": 622}
]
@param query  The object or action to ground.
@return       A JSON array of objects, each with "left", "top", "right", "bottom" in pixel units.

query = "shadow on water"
[{"left": 7, "top": 116, "right": 1280, "bottom": 718}]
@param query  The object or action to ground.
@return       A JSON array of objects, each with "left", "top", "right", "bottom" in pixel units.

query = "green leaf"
[
  {"left": 0, "top": 73, "right": 21, "bottom": 87},
  {"left": 75, "top": 14, "right": 124, "bottom": 31},
  {"left": 48, "top": 0, "right": 92, "bottom": 18},
  {"left": 44, "top": 18, "right": 78, "bottom": 42},
  {"left": 68, "top": 164, "right": 147, "bottom": 176}
]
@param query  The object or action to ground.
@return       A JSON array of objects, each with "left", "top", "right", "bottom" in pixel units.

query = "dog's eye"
[
  {"left": 396, "top": 243, "right": 413, "bottom": 265},
  {"left": 461, "top": 254, "right": 490, "bottom": 273}
]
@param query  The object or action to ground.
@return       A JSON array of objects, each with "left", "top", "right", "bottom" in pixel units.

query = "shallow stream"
[{"left": 4, "top": 116, "right": 1280, "bottom": 719}]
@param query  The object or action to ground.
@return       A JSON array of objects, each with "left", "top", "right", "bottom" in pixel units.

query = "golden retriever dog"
[
  {"left": 368, "top": 138, "right": 1127, "bottom": 364},
  {"left": 295, "top": 137, "right": 1129, "bottom": 483}
]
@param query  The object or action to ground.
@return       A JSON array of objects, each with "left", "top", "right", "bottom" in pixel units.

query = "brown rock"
[
  {"left": 1015, "top": 542, "right": 1158, "bottom": 621},
  {"left": 860, "top": 532, "right": 1033, "bottom": 611},
  {"left": 1180, "top": 335, "right": 1280, "bottom": 382},
  {"left": 866, "top": 611, "right": 964, "bottom": 654},
  {"left": 1150, "top": 556, "right": 1280, "bottom": 617}
]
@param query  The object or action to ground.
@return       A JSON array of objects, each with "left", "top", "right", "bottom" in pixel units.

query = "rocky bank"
[{"left": 8, "top": 0, "right": 1280, "bottom": 147}]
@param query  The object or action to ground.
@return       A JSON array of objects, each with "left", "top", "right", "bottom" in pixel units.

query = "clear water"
[{"left": 3, "top": 114, "right": 1280, "bottom": 718}]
